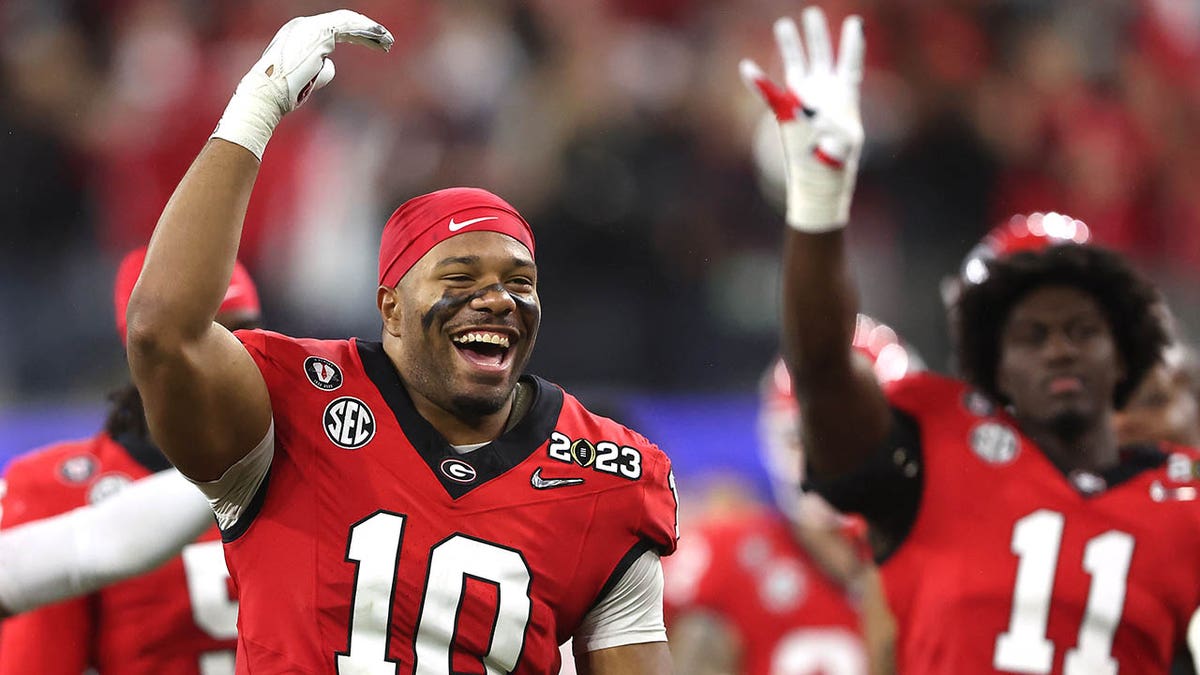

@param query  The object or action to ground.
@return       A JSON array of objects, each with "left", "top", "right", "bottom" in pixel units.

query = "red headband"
[
  {"left": 114, "top": 247, "right": 261, "bottom": 343},
  {"left": 378, "top": 187, "right": 536, "bottom": 288}
]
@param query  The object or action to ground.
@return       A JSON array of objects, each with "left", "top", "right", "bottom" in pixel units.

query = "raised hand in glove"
[
  {"left": 739, "top": 7, "right": 864, "bottom": 232},
  {"left": 212, "top": 9, "right": 394, "bottom": 160}
]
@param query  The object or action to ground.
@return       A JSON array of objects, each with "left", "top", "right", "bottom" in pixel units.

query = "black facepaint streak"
[
  {"left": 422, "top": 289, "right": 474, "bottom": 331},
  {"left": 420, "top": 284, "right": 537, "bottom": 331}
]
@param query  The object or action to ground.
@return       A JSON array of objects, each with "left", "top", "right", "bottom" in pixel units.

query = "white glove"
[
  {"left": 739, "top": 8, "right": 865, "bottom": 232},
  {"left": 212, "top": 9, "right": 394, "bottom": 160}
]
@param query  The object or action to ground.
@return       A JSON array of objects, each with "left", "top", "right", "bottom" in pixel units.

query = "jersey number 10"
[
  {"left": 335, "top": 511, "right": 534, "bottom": 675},
  {"left": 993, "top": 509, "right": 1134, "bottom": 675}
]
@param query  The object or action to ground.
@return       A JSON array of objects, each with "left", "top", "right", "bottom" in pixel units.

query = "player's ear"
[{"left": 378, "top": 285, "right": 403, "bottom": 337}]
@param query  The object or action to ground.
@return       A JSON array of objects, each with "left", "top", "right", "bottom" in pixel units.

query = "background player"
[
  {"left": 126, "top": 11, "right": 678, "bottom": 674},
  {"left": 664, "top": 315, "right": 910, "bottom": 675},
  {"left": 949, "top": 211, "right": 1200, "bottom": 450},
  {"left": 742, "top": 6, "right": 1200, "bottom": 673},
  {"left": 0, "top": 247, "right": 257, "bottom": 673}
]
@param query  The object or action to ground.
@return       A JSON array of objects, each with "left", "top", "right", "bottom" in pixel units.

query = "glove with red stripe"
[
  {"left": 212, "top": 9, "right": 394, "bottom": 160},
  {"left": 739, "top": 7, "right": 864, "bottom": 232}
]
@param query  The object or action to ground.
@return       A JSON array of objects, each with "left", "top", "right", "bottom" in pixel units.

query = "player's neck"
[
  {"left": 407, "top": 388, "right": 515, "bottom": 446},
  {"left": 1020, "top": 413, "right": 1120, "bottom": 474}
]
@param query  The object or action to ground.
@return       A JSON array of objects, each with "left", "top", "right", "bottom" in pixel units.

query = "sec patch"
[{"left": 324, "top": 397, "right": 375, "bottom": 449}]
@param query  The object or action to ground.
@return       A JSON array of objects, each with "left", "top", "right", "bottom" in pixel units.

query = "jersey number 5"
[
  {"left": 335, "top": 511, "right": 533, "bottom": 675},
  {"left": 993, "top": 509, "right": 1134, "bottom": 675},
  {"left": 181, "top": 541, "right": 239, "bottom": 675}
]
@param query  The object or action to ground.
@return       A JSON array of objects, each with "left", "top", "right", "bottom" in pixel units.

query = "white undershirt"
[{"left": 191, "top": 424, "right": 667, "bottom": 651}]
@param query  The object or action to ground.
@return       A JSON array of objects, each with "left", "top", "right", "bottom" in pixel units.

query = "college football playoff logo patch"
[
  {"left": 304, "top": 356, "right": 343, "bottom": 391},
  {"left": 324, "top": 397, "right": 375, "bottom": 449},
  {"left": 969, "top": 422, "right": 1019, "bottom": 465}
]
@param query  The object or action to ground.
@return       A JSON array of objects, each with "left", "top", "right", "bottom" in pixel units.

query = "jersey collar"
[{"left": 356, "top": 341, "right": 564, "bottom": 499}]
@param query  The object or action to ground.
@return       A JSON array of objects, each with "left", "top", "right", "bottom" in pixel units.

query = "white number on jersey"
[
  {"left": 336, "top": 511, "right": 533, "bottom": 675},
  {"left": 993, "top": 509, "right": 1134, "bottom": 674},
  {"left": 771, "top": 627, "right": 867, "bottom": 675},
  {"left": 181, "top": 540, "right": 239, "bottom": 675}
]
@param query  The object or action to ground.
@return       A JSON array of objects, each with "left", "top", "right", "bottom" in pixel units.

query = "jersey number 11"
[{"left": 993, "top": 509, "right": 1133, "bottom": 675}]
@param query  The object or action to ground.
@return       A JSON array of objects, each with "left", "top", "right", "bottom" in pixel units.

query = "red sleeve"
[
  {"left": 883, "top": 370, "right": 964, "bottom": 416},
  {"left": 638, "top": 445, "right": 680, "bottom": 557},
  {"left": 230, "top": 326, "right": 304, "bottom": 374},
  {"left": 0, "top": 451, "right": 95, "bottom": 673}
]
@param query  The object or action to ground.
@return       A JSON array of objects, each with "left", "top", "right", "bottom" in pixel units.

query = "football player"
[
  {"left": 664, "top": 315, "right": 911, "bottom": 675},
  {"left": 125, "top": 11, "right": 678, "bottom": 675},
  {"left": 951, "top": 212, "right": 1200, "bottom": 451},
  {"left": 1115, "top": 341, "right": 1200, "bottom": 448},
  {"left": 742, "top": 6, "right": 1200, "bottom": 673},
  {"left": 0, "top": 247, "right": 258, "bottom": 673}
]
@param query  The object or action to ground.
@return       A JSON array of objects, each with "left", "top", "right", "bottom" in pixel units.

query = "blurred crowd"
[{"left": 2, "top": 0, "right": 1199, "bottom": 402}]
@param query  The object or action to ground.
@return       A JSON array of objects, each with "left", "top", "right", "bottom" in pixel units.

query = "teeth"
[{"left": 454, "top": 332, "right": 510, "bottom": 349}]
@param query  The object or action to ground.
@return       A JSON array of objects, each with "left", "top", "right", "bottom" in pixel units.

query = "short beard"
[
  {"left": 450, "top": 389, "right": 513, "bottom": 422},
  {"left": 1048, "top": 410, "right": 1091, "bottom": 441}
]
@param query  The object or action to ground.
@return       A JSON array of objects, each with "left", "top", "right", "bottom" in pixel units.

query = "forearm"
[
  {"left": 859, "top": 566, "right": 898, "bottom": 675},
  {"left": 782, "top": 230, "right": 890, "bottom": 475},
  {"left": 793, "top": 521, "right": 867, "bottom": 591},
  {"left": 781, "top": 230, "right": 859, "bottom": 385},
  {"left": 126, "top": 141, "right": 260, "bottom": 348},
  {"left": 667, "top": 613, "right": 737, "bottom": 675},
  {"left": 0, "top": 470, "right": 213, "bottom": 615}
]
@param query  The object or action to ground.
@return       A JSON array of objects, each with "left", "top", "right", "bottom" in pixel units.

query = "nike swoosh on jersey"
[
  {"left": 530, "top": 467, "right": 585, "bottom": 490},
  {"left": 448, "top": 215, "right": 499, "bottom": 232}
]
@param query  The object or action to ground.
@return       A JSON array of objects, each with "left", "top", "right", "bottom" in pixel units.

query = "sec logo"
[
  {"left": 969, "top": 422, "right": 1019, "bottom": 465},
  {"left": 324, "top": 397, "right": 376, "bottom": 449}
]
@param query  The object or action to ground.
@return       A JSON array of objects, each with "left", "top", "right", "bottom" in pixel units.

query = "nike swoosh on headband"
[{"left": 448, "top": 216, "right": 500, "bottom": 232}]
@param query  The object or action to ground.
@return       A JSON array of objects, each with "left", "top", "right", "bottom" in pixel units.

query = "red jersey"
[
  {"left": 0, "top": 432, "right": 238, "bottom": 675},
  {"left": 663, "top": 507, "right": 867, "bottom": 675},
  {"left": 876, "top": 372, "right": 1200, "bottom": 674},
  {"left": 227, "top": 330, "right": 679, "bottom": 674}
]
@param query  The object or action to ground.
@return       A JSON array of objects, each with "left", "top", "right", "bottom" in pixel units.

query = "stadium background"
[{"left": 2, "top": 0, "right": 1199, "bottom": 510}]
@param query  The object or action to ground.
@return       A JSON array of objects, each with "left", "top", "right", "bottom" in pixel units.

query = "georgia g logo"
[
  {"left": 324, "top": 397, "right": 376, "bottom": 449},
  {"left": 440, "top": 458, "right": 478, "bottom": 483}
]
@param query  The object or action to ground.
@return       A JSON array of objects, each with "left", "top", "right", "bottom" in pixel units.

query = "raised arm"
[
  {"left": 125, "top": 11, "right": 393, "bottom": 480},
  {"left": 741, "top": 8, "right": 890, "bottom": 478}
]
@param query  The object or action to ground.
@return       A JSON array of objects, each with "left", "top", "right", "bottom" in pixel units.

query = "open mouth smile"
[{"left": 451, "top": 329, "right": 515, "bottom": 372}]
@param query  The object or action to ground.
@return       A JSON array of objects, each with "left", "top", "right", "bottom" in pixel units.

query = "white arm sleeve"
[
  {"left": 188, "top": 422, "right": 274, "bottom": 530},
  {"left": 1188, "top": 605, "right": 1200, "bottom": 672},
  {"left": 573, "top": 549, "right": 667, "bottom": 654},
  {"left": 0, "top": 469, "right": 213, "bottom": 614}
]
